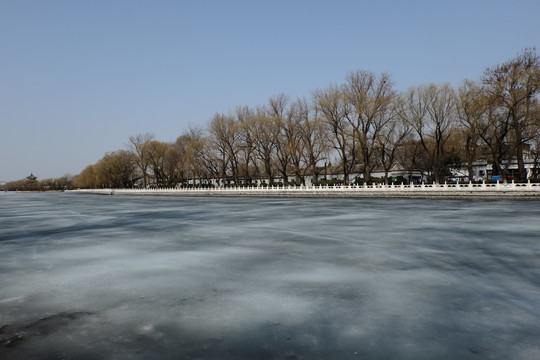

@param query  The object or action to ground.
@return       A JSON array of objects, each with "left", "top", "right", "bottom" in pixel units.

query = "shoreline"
[{"left": 68, "top": 184, "right": 540, "bottom": 200}]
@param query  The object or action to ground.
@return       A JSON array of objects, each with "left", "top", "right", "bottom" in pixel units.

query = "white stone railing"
[{"left": 70, "top": 180, "right": 540, "bottom": 197}]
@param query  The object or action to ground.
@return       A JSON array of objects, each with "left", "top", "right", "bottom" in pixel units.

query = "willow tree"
[
  {"left": 74, "top": 150, "right": 136, "bottom": 189},
  {"left": 97, "top": 150, "right": 137, "bottom": 188},
  {"left": 73, "top": 164, "right": 99, "bottom": 189}
]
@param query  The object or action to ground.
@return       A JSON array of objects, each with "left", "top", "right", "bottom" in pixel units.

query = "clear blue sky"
[{"left": 1, "top": 0, "right": 539, "bottom": 182}]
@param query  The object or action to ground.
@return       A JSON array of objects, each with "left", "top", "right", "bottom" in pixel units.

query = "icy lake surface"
[{"left": 1, "top": 193, "right": 539, "bottom": 359}]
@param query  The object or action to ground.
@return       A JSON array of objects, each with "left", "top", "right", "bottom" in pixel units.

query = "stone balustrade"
[{"left": 69, "top": 180, "right": 540, "bottom": 199}]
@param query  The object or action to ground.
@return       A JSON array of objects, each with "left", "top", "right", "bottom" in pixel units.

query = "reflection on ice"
[{"left": 1, "top": 193, "right": 540, "bottom": 359}]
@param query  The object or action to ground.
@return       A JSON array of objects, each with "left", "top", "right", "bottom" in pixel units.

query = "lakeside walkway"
[{"left": 70, "top": 181, "right": 540, "bottom": 199}]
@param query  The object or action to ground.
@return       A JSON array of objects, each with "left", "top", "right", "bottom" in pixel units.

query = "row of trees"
[
  {"left": 1, "top": 175, "right": 73, "bottom": 192},
  {"left": 72, "top": 49, "right": 540, "bottom": 188}
]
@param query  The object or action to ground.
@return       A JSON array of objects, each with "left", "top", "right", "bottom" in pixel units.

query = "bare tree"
[
  {"left": 269, "top": 94, "right": 292, "bottom": 184},
  {"left": 531, "top": 103, "right": 540, "bottom": 179},
  {"left": 146, "top": 141, "right": 171, "bottom": 186},
  {"left": 377, "top": 95, "right": 411, "bottom": 184},
  {"left": 471, "top": 89, "right": 513, "bottom": 179},
  {"left": 236, "top": 106, "right": 259, "bottom": 185},
  {"left": 482, "top": 48, "right": 540, "bottom": 180},
  {"left": 457, "top": 79, "right": 486, "bottom": 181},
  {"left": 296, "top": 98, "right": 328, "bottom": 184},
  {"left": 396, "top": 137, "right": 425, "bottom": 184},
  {"left": 403, "top": 84, "right": 457, "bottom": 183},
  {"left": 145, "top": 140, "right": 185, "bottom": 187},
  {"left": 269, "top": 94, "right": 305, "bottom": 185},
  {"left": 128, "top": 133, "right": 155, "bottom": 187},
  {"left": 171, "top": 134, "right": 191, "bottom": 186},
  {"left": 209, "top": 113, "right": 241, "bottom": 184},
  {"left": 252, "top": 106, "right": 280, "bottom": 184},
  {"left": 181, "top": 127, "right": 215, "bottom": 186},
  {"left": 344, "top": 70, "right": 398, "bottom": 182},
  {"left": 314, "top": 84, "right": 356, "bottom": 184}
]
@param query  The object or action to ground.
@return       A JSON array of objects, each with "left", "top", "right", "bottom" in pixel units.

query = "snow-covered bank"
[{"left": 70, "top": 182, "right": 540, "bottom": 199}]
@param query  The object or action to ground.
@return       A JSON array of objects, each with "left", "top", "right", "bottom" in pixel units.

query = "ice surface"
[{"left": 1, "top": 193, "right": 539, "bottom": 359}]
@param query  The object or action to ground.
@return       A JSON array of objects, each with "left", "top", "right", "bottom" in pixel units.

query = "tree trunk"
[{"left": 516, "top": 143, "right": 527, "bottom": 181}]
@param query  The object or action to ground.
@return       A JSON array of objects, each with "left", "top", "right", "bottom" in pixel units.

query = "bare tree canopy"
[{"left": 64, "top": 48, "right": 540, "bottom": 190}]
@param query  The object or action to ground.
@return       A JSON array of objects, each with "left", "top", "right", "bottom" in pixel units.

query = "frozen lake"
[{"left": 1, "top": 193, "right": 539, "bottom": 359}]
